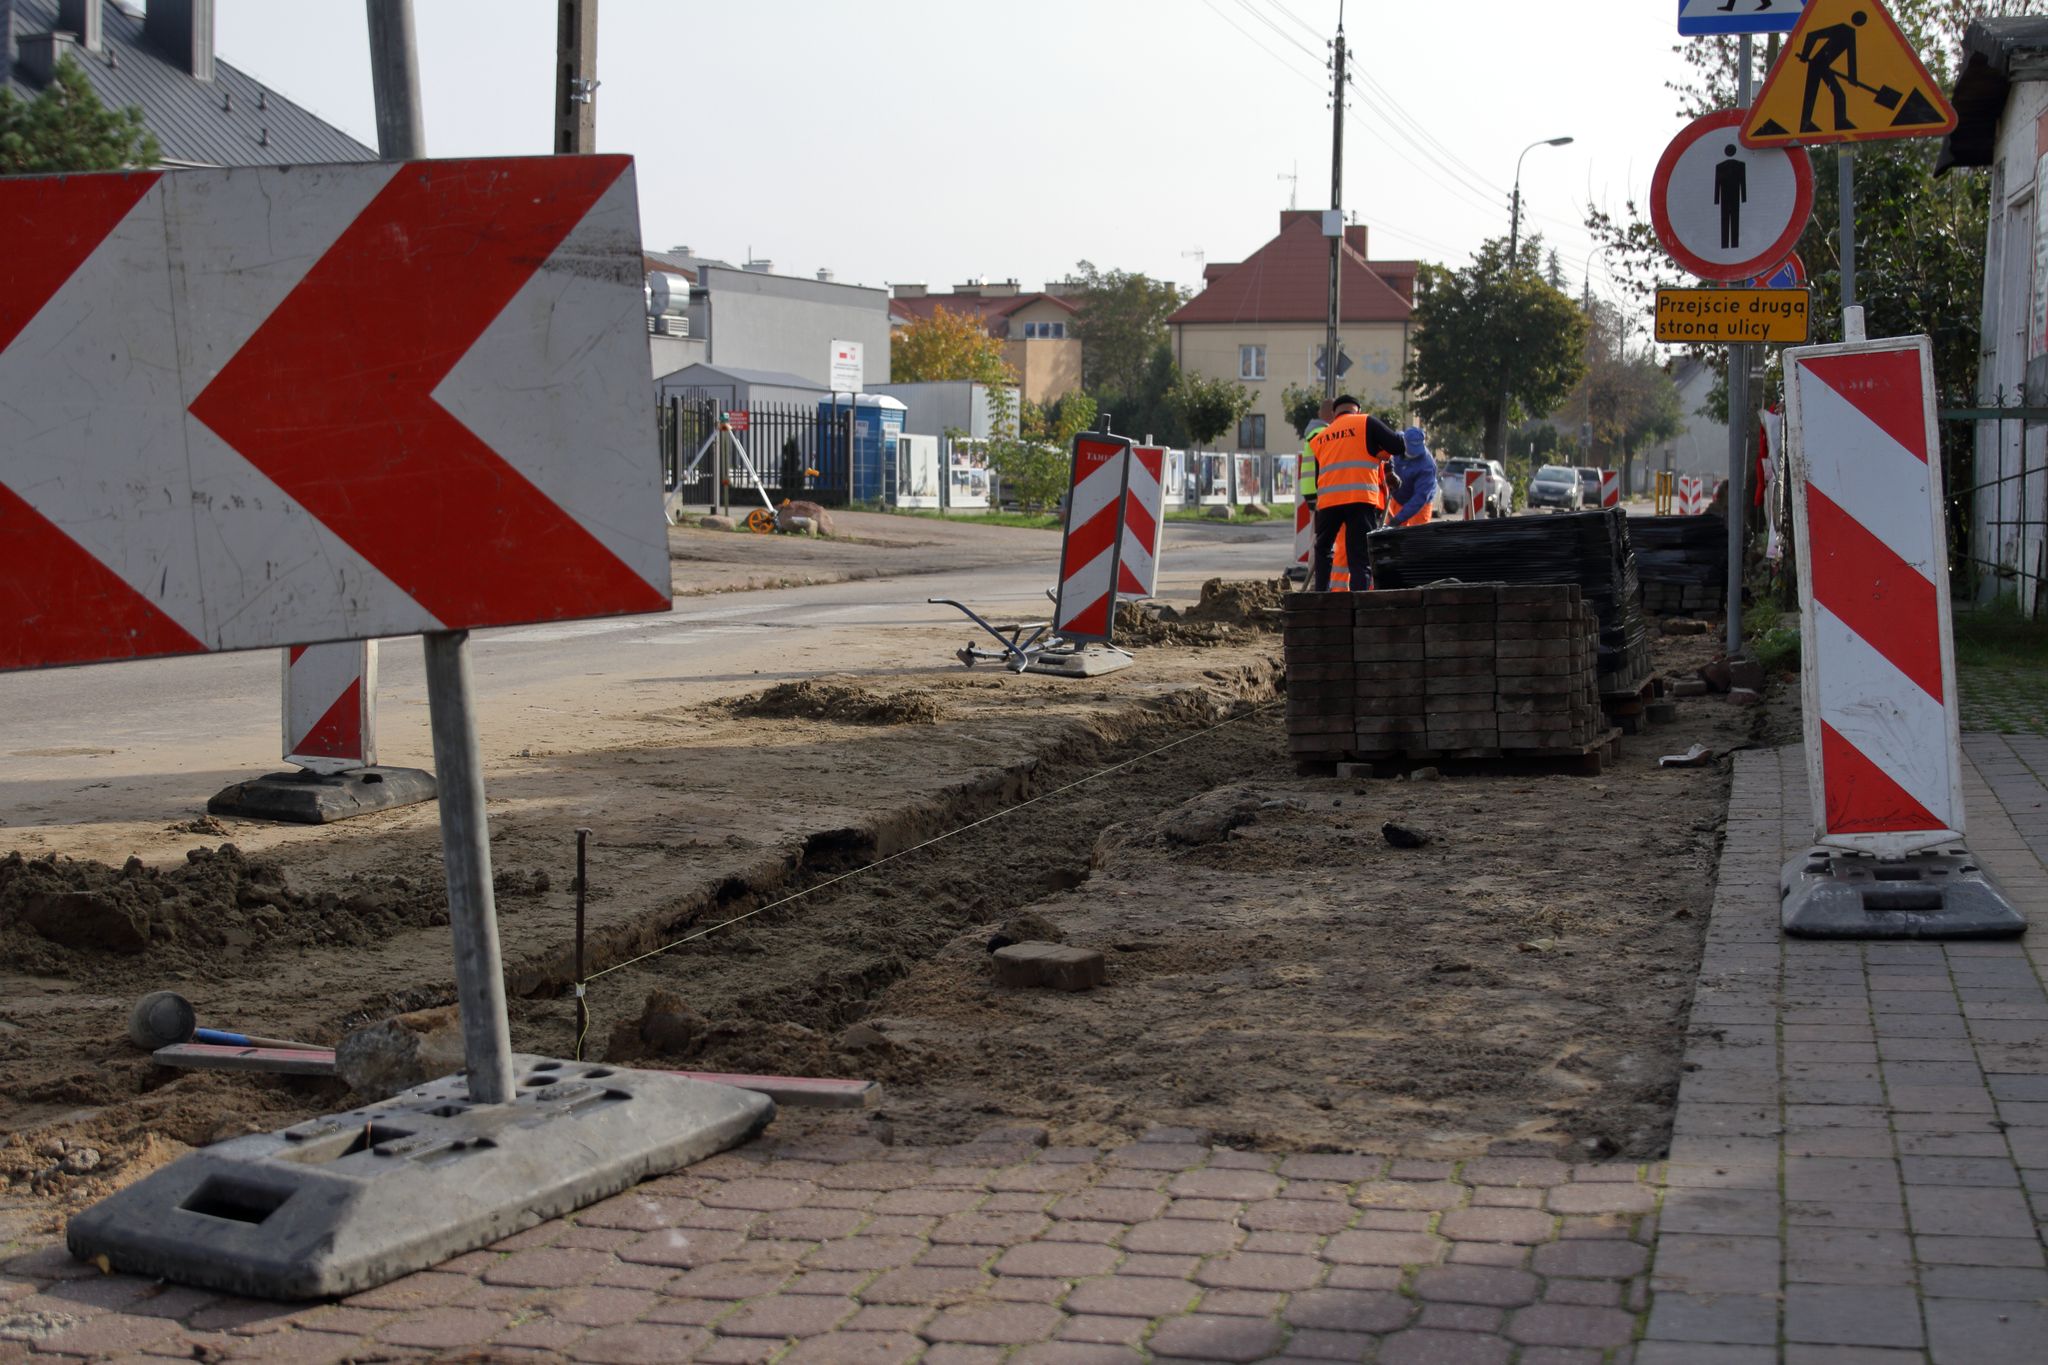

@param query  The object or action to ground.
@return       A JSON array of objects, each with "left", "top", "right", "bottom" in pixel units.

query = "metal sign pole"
[
  {"left": 420, "top": 630, "right": 516, "bottom": 1104},
  {"left": 1727, "top": 33, "right": 1754, "bottom": 658}
]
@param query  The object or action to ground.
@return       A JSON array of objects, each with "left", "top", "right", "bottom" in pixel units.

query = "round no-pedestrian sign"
[{"left": 1651, "top": 108, "right": 1814, "bottom": 282}]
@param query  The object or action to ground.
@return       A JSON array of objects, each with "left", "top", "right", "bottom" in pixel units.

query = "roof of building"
[
  {"left": 889, "top": 290, "right": 1079, "bottom": 338},
  {"left": 4, "top": 0, "right": 375, "bottom": 166},
  {"left": 1169, "top": 212, "right": 1416, "bottom": 326},
  {"left": 658, "top": 364, "right": 826, "bottom": 392},
  {"left": 1938, "top": 17, "right": 2048, "bottom": 172}
]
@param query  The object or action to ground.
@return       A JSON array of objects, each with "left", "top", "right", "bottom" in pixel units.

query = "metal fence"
[
  {"left": 658, "top": 396, "right": 852, "bottom": 510},
  {"left": 1940, "top": 391, "right": 2048, "bottom": 611}
]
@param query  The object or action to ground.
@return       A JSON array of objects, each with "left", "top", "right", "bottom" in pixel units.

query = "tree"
[
  {"left": 1405, "top": 235, "right": 1588, "bottom": 457},
  {"left": 0, "top": 57, "right": 158, "bottom": 175},
  {"left": 891, "top": 305, "right": 1013, "bottom": 384},
  {"left": 982, "top": 392, "right": 1099, "bottom": 512},
  {"left": 1558, "top": 297, "right": 1683, "bottom": 493},
  {"left": 1093, "top": 339, "right": 1187, "bottom": 446},
  {"left": 1170, "top": 370, "right": 1254, "bottom": 450},
  {"left": 1281, "top": 383, "right": 1325, "bottom": 440},
  {"left": 1068, "top": 261, "right": 1188, "bottom": 398}
]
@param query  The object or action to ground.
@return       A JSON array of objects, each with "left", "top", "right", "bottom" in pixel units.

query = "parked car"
[
  {"left": 1527, "top": 464, "right": 1583, "bottom": 510},
  {"left": 1576, "top": 467, "right": 1603, "bottom": 507},
  {"left": 1440, "top": 458, "right": 1513, "bottom": 517}
]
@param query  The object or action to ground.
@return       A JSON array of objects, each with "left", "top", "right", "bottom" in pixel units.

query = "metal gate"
[{"left": 657, "top": 396, "right": 853, "bottom": 510}]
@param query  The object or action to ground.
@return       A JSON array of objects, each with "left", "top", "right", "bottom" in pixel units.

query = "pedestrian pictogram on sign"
[
  {"left": 1741, "top": 0, "right": 1956, "bottom": 147},
  {"left": 1652, "top": 108, "right": 1815, "bottom": 281},
  {"left": 1677, "top": 0, "right": 1806, "bottom": 35}
]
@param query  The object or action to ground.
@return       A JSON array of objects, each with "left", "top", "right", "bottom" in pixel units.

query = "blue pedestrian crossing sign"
[{"left": 1679, "top": 0, "right": 1806, "bottom": 35}]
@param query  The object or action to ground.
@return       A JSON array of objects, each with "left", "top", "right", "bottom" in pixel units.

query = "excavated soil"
[
  {"left": 726, "top": 680, "right": 945, "bottom": 726},
  {"left": 569, "top": 655, "right": 1770, "bottom": 1160},
  {"left": 0, "top": 610, "right": 1775, "bottom": 1226},
  {"left": 1116, "top": 576, "right": 1287, "bottom": 647}
]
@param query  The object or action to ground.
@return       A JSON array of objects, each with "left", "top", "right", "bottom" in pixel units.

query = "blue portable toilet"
[{"left": 817, "top": 394, "right": 908, "bottom": 503}]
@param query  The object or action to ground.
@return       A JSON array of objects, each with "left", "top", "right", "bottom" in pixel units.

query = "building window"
[
  {"left": 1239, "top": 344, "right": 1266, "bottom": 380},
  {"left": 1238, "top": 414, "right": 1267, "bottom": 449},
  {"left": 1022, "top": 321, "right": 1067, "bottom": 340}
]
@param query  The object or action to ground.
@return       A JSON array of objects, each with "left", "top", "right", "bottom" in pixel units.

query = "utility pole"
[
  {"left": 1726, "top": 34, "right": 1754, "bottom": 660},
  {"left": 554, "top": 0, "right": 598, "bottom": 154},
  {"left": 1323, "top": 11, "right": 1346, "bottom": 404},
  {"left": 365, "top": 0, "right": 424, "bottom": 160}
]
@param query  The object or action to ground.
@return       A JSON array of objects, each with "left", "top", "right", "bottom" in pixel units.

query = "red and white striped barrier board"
[
  {"left": 1117, "top": 445, "right": 1166, "bottom": 599},
  {"left": 1785, "top": 336, "right": 1962, "bottom": 855},
  {"left": 0, "top": 157, "right": 670, "bottom": 673},
  {"left": 284, "top": 641, "right": 375, "bottom": 773},
  {"left": 1052, "top": 432, "right": 1132, "bottom": 641},
  {"left": 1294, "top": 500, "right": 1313, "bottom": 573},
  {"left": 1677, "top": 475, "right": 1706, "bottom": 515},
  {"left": 1461, "top": 469, "right": 1484, "bottom": 520},
  {"left": 1601, "top": 470, "right": 1620, "bottom": 508}
]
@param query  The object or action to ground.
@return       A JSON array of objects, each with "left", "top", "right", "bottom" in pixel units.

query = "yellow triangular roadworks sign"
[{"left": 1740, "top": 0, "right": 1957, "bottom": 148}]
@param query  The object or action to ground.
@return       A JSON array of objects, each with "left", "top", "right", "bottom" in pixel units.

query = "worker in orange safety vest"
[{"left": 1303, "top": 394, "right": 1404, "bottom": 591}]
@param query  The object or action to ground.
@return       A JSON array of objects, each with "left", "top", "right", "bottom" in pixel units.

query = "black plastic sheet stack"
[
  {"left": 1366, "top": 509, "right": 1652, "bottom": 694},
  {"left": 1629, "top": 515, "right": 1727, "bottom": 616}
]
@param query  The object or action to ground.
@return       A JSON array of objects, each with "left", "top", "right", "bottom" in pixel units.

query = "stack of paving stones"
[
  {"left": 1631, "top": 514, "right": 1726, "bottom": 616},
  {"left": 1285, "top": 583, "right": 1607, "bottom": 763}
]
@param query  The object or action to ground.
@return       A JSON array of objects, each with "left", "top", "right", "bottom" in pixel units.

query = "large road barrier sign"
[
  {"left": 1052, "top": 432, "right": 1133, "bottom": 642},
  {"left": 1118, "top": 445, "right": 1166, "bottom": 600}
]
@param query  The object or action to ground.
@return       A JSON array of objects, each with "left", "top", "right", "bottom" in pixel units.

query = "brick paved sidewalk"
[
  {"left": 3, "top": 738, "right": 2044, "bottom": 1364},
  {"left": 1640, "top": 735, "right": 2048, "bottom": 1364}
]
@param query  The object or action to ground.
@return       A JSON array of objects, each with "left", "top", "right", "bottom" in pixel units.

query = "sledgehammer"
[{"left": 127, "top": 990, "right": 320, "bottom": 1053}]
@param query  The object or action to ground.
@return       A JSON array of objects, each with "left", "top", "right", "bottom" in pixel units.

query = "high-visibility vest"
[
  {"left": 1305, "top": 415, "right": 1387, "bottom": 510},
  {"left": 1299, "top": 420, "right": 1328, "bottom": 498}
]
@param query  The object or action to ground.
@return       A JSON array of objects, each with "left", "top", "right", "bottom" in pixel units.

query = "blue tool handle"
[{"left": 194, "top": 1028, "right": 252, "bottom": 1046}]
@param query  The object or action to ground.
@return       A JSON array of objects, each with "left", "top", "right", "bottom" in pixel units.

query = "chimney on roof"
[
  {"left": 979, "top": 278, "right": 1021, "bottom": 298},
  {"left": 816, "top": 267, "right": 834, "bottom": 283},
  {"left": 145, "top": 0, "right": 214, "bottom": 81},
  {"left": 1344, "top": 224, "right": 1368, "bottom": 257},
  {"left": 56, "top": 0, "right": 100, "bottom": 52},
  {"left": 890, "top": 283, "right": 928, "bottom": 299}
]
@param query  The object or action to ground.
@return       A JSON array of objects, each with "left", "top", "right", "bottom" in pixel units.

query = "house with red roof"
[
  {"left": 889, "top": 280, "right": 1082, "bottom": 404},
  {"left": 1168, "top": 211, "right": 1415, "bottom": 452}
]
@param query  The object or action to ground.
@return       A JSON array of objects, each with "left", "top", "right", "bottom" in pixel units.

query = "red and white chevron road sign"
[
  {"left": 1601, "top": 470, "right": 1620, "bottom": 508},
  {"left": 1461, "top": 469, "right": 1484, "bottom": 520},
  {"left": 1677, "top": 475, "right": 1705, "bottom": 514},
  {"left": 285, "top": 641, "right": 376, "bottom": 773},
  {"left": 1294, "top": 501, "right": 1313, "bottom": 573},
  {"left": 1785, "top": 335, "right": 1963, "bottom": 855},
  {"left": 1052, "top": 432, "right": 1133, "bottom": 642},
  {"left": 1117, "top": 446, "right": 1166, "bottom": 600},
  {"left": 0, "top": 156, "right": 670, "bottom": 673}
]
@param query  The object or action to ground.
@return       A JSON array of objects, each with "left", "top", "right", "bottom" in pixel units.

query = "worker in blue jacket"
[{"left": 1386, "top": 426, "right": 1439, "bottom": 528}]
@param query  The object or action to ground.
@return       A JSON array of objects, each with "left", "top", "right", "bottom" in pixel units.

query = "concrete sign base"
[
  {"left": 206, "top": 766, "right": 437, "bottom": 824},
  {"left": 1025, "top": 644, "right": 1135, "bottom": 679},
  {"left": 67, "top": 1057, "right": 773, "bottom": 1300},
  {"left": 1780, "top": 848, "right": 2027, "bottom": 939}
]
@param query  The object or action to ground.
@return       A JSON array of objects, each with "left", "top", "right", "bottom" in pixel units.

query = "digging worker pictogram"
[
  {"left": 1303, "top": 394, "right": 1403, "bottom": 592},
  {"left": 1800, "top": 9, "right": 1868, "bottom": 133}
]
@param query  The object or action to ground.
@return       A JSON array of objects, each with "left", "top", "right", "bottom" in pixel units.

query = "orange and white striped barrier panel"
[
  {"left": 1601, "top": 469, "right": 1620, "bottom": 508},
  {"left": 1052, "top": 432, "right": 1133, "bottom": 641},
  {"left": 1785, "top": 335, "right": 1961, "bottom": 854},
  {"left": 1461, "top": 469, "right": 1484, "bottom": 519},
  {"left": 283, "top": 642, "right": 375, "bottom": 773},
  {"left": 1117, "top": 445, "right": 1166, "bottom": 600}
]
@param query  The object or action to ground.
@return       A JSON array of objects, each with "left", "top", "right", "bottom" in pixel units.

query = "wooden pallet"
[{"left": 1296, "top": 728, "right": 1623, "bottom": 779}]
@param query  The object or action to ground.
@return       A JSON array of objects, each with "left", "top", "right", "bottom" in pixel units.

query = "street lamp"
[
  {"left": 1495, "top": 135, "right": 1574, "bottom": 461},
  {"left": 1507, "top": 136, "right": 1574, "bottom": 268}
]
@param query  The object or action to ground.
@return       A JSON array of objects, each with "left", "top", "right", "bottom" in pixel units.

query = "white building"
[{"left": 1938, "top": 17, "right": 2048, "bottom": 602}]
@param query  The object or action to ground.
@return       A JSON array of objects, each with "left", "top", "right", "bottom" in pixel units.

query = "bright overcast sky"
[{"left": 210, "top": 1, "right": 1710, "bottom": 299}]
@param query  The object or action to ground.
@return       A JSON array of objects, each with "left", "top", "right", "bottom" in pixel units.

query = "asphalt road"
[{"left": 0, "top": 519, "right": 1291, "bottom": 830}]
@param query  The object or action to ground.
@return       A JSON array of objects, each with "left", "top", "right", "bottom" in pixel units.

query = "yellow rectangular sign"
[{"left": 1655, "top": 288, "right": 1811, "bottom": 343}]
